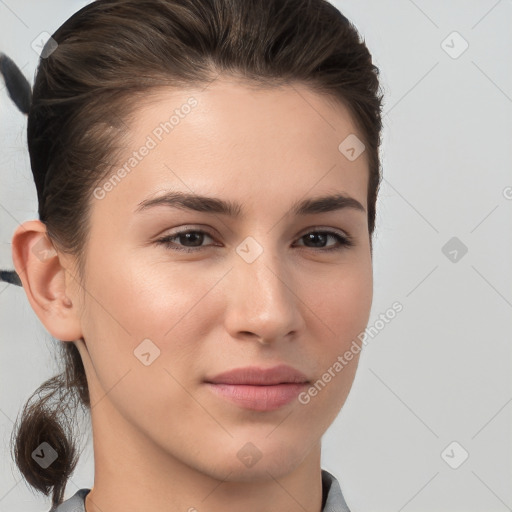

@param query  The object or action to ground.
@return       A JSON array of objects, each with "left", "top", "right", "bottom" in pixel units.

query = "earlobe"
[{"left": 11, "top": 220, "right": 84, "bottom": 342}]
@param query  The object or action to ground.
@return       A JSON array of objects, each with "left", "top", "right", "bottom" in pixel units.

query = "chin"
[{"left": 201, "top": 435, "right": 313, "bottom": 483}]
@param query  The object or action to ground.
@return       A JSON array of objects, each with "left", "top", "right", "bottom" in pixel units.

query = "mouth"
[{"left": 203, "top": 364, "right": 310, "bottom": 411}]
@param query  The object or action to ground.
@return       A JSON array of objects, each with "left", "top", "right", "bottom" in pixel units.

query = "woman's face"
[{"left": 72, "top": 77, "right": 373, "bottom": 480}]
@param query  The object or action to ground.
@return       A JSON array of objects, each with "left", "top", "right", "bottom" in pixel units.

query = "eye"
[
  {"left": 155, "top": 229, "right": 216, "bottom": 253},
  {"left": 155, "top": 227, "right": 354, "bottom": 253},
  {"left": 294, "top": 229, "right": 354, "bottom": 252}
]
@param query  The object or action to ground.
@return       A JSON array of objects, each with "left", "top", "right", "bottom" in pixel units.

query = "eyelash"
[{"left": 155, "top": 228, "right": 354, "bottom": 253}]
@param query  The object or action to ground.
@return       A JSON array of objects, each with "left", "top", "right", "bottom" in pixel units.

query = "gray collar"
[
  {"left": 321, "top": 469, "right": 352, "bottom": 512},
  {"left": 53, "top": 469, "right": 351, "bottom": 512}
]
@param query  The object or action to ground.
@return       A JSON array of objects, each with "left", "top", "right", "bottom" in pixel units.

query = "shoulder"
[{"left": 52, "top": 489, "right": 90, "bottom": 512}]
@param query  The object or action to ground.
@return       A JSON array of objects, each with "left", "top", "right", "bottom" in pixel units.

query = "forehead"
[{"left": 92, "top": 78, "right": 369, "bottom": 221}]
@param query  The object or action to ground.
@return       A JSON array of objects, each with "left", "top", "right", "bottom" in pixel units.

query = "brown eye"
[
  {"left": 155, "top": 228, "right": 354, "bottom": 254},
  {"left": 156, "top": 229, "right": 216, "bottom": 253},
  {"left": 295, "top": 230, "right": 354, "bottom": 252}
]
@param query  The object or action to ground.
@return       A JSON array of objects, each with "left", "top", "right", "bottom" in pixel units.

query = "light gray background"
[{"left": 1, "top": 1, "right": 511, "bottom": 511}]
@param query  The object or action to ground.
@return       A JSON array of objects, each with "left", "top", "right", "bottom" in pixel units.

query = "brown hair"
[{"left": 10, "top": 0, "right": 384, "bottom": 509}]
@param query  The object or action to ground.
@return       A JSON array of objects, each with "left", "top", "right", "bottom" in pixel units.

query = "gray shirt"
[{"left": 53, "top": 469, "right": 351, "bottom": 512}]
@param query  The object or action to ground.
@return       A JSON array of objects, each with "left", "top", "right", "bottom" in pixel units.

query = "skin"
[{"left": 12, "top": 76, "right": 373, "bottom": 512}]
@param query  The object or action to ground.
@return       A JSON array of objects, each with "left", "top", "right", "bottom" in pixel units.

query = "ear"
[{"left": 11, "top": 220, "right": 84, "bottom": 342}]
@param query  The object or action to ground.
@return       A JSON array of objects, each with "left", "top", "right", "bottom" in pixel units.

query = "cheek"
[
  {"left": 301, "top": 258, "right": 372, "bottom": 398},
  {"left": 310, "top": 257, "right": 373, "bottom": 338},
  {"left": 78, "top": 252, "right": 211, "bottom": 426},
  {"left": 85, "top": 244, "right": 219, "bottom": 344}
]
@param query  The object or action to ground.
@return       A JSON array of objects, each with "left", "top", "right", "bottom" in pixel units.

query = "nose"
[{"left": 224, "top": 243, "right": 303, "bottom": 345}]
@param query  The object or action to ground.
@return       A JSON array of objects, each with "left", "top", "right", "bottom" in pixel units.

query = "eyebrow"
[{"left": 134, "top": 191, "right": 366, "bottom": 217}]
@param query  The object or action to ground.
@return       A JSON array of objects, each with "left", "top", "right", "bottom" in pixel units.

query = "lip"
[
  {"left": 204, "top": 364, "right": 310, "bottom": 412},
  {"left": 204, "top": 364, "right": 310, "bottom": 385}
]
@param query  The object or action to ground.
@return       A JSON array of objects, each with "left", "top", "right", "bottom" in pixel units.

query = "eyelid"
[
  {"left": 154, "top": 224, "right": 216, "bottom": 241},
  {"left": 159, "top": 224, "right": 349, "bottom": 240},
  {"left": 297, "top": 225, "right": 349, "bottom": 239}
]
